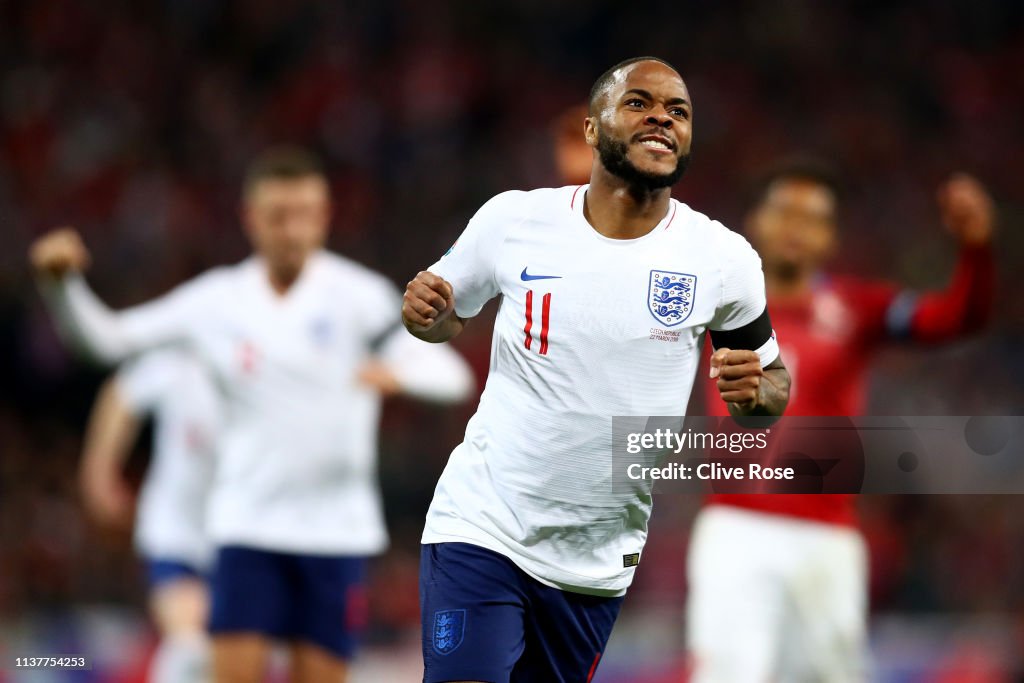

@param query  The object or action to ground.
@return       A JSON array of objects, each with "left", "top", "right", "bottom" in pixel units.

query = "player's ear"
[{"left": 584, "top": 117, "right": 598, "bottom": 148}]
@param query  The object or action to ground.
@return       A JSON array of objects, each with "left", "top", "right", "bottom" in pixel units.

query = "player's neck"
[
  {"left": 583, "top": 173, "right": 673, "bottom": 239},
  {"left": 266, "top": 264, "right": 304, "bottom": 296}
]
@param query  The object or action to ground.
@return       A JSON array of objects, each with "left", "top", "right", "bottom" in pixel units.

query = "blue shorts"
[
  {"left": 420, "top": 542, "right": 624, "bottom": 683},
  {"left": 146, "top": 558, "right": 205, "bottom": 589},
  {"left": 208, "top": 545, "right": 368, "bottom": 659}
]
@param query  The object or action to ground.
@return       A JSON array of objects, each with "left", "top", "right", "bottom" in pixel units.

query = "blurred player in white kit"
[
  {"left": 81, "top": 350, "right": 221, "bottom": 683},
  {"left": 31, "top": 147, "right": 474, "bottom": 683}
]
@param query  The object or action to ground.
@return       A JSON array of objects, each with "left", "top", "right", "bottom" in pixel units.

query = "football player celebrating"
[{"left": 403, "top": 57, "right": 790, "bottom": 683}]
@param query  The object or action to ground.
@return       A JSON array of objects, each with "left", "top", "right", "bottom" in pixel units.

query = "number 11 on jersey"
[{"left": 523, "top": 290, "right": 552, "bottom": 355}]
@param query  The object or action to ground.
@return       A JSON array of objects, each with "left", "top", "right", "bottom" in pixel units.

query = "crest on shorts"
[
  {"left": 432, "top": 609, "right": 466, "bottom": 655},
  {"left": 648, "top": 270, "right": 697, "bottom": 327}
]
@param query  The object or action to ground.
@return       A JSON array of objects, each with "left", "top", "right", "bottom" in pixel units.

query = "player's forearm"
[
  {"left": 83, "top": 380, "right": 141, "bottom": 466},
  {"left": 727, "top": 365, "right": 790, "bottom": 419},
  {"left": 81, "top": 380, "right": 141, "bottom": 484},
  {"left": 39, "top": 274, "right": 136, "bottom": 364},
  {"left": 910, "top": 244, "right": 994, "bottom": 341},
  {"left": 404, "top": 314, "right": 467, "bottom": 344}
]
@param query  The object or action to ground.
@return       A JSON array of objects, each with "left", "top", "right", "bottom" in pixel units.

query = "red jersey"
[{"left": 705, "top": 246, "right": 993, "bottom": 526}]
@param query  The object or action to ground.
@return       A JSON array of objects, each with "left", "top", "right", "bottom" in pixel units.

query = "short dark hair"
[
  {"left": 750, "top": 156, "right": 844, "bottom": 208},
  {"left": 243, "top": 146, "right": 326, "bottom": 196},
  {"left": 588, "top": 56, "right": 680, "bottom": 115}
]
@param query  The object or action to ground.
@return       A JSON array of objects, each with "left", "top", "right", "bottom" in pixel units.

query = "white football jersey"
[
  {"left": 117, "top": 350, "right": 219, "bottom": 570},
  {"left": 49, "top": 251, "right": 473, "bottom": 555},
  {"left": 423, "top": 185, "right": 778, "bottom": 595}
]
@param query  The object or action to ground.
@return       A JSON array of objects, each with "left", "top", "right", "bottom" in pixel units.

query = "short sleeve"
[
  {"left": 709, "top": 228, "right": 768, "bottom": 331},
  {"left": 428, "top": 191, "right": 524, "bottom": 318},
  {"left": 708, "top": 226, "right": 779, "bottom": 367},
  {"left": 357, "top": 274, "right": 405, "bottom": 347}
]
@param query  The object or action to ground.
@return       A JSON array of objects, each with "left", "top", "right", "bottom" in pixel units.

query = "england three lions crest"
[
  {"left": 648, "top": 270, "right": 697, "bottom": 327},
  {"left": 432, "top": 609, "right": 465, "bottom": 655}
]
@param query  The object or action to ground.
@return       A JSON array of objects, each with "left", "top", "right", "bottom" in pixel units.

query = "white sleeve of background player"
[
  {"left": 708, "top": 228, "right": 780, "bottom": 368},
  {"left": 114, "top": 351, "right": 180, "bottom": 415},
  {"left": 40, "top": 273, "right": 210, "bottom": 365},
  {"left": 376, "top": 329, "right": 475, "bottom": 404},
  {"left": 428, "top": 190, "right": 524, "bottom": 318},
  {"left": 358, "top": 274, "right": 406, "bottom": 346},
  {"left": 358, "top": 272, "right": 474, "bottom": 402}
]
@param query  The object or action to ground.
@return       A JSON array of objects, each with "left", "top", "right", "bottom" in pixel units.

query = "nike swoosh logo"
[{"left": 521, "top": 267, "right": 562, "bottom": 281}]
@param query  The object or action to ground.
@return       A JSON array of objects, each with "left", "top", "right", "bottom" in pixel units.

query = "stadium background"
[{"left": 1, "top": 0, "right": 1023, "bottom": 680}]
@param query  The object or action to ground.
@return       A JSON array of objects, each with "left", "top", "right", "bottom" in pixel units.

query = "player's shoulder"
[
  {"left": 164, "top": 263, "right": 241, "bottom": 304},
  {"left": 117, "top": 348, "right": 203, "bottom": 402},
  {"left": 119, "top": 348, "right": 183, "bottom": 381},
  {"left": 671, "top": 200, "right": 756, "bottom": 256},
  {"left": 474, "top": 186, "right": 577, "bottom": 222},
  {"left": 186, "top": 261, "right": 246, "bottom": 290}
]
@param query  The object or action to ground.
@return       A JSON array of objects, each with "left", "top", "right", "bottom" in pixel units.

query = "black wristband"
[{"left": 709, "top": 306, "right": 774, "bottom": 351}]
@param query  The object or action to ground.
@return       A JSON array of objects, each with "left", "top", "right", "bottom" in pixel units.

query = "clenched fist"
[
  {"left": 402, "top": 271, "right": 458, "bottom": 340},
  {"left": 937, "top": 174, "right": 994, "bottom": 247},
  {"left": 29, "top": 227, "right": 91, "bottom": 279},
  {"left": 710, "top": 347, "right": 764, "bottom": 411}
]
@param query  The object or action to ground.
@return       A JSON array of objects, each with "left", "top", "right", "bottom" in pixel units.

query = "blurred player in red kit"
[{"left": 688, "top": 159, "right": 995, "bottom": 682}]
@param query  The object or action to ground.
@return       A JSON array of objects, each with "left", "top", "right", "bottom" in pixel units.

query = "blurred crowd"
[{"left": 2, "top": 0, "right": 1023, "bottom": 659}]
